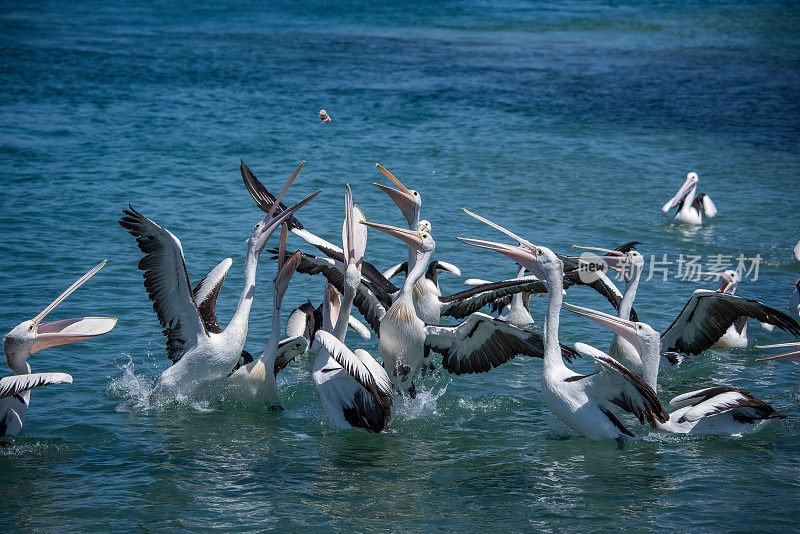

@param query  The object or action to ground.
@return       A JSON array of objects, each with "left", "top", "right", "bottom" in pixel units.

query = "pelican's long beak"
[
  {"left": 29, "top": 260, "right": 117, "bottom": 354},
  {"left": 662, "top": 174, "right": 696, "bottom": 212},
  {"left": 562, "top": 302, "right": 641, "bottom": 353},
  {"left": 324, "top": 284, "right": 341, "bottom": 326},
  {"left": 256, "top": 188, "right": 322, "bottom": 250},
  {"left": 342, "top": 184, "right": 367, "bottom": 271},
  {"left": 361, "top": 220, "right": 424, "bottom": 251},
  {"left": 374, "top": 164, "right": 418, "bottom": 227},
  {"left": 461, "top": 209, "right": 536, "bottom": 251},
  {"left": 456, "top": 237, "right": 545, "bottom": 279},
  {"left": 755, "top": 342, "right": 800, "bottom": 361}
]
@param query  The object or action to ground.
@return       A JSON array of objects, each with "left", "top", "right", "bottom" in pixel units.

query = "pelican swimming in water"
[
  {"left": 2, "top": 261, "right": 117, "bottom": 436},
  {"left": 226, "top": 225, "right": 308, "bottom": 407},
  {"left": 568, "top": 303, "right": 786, "bottom": 435},
  {"left": 661, "top": 172, "right": 717, "bottom": 224},
  {"left": 457, "top": 222, "right": 667, "bottom": 442},
  {"left": 119, "top": 162, "right": 319, "bottom": 399},
  {"left": 312, "top": 185, "right": 392, "bottom": 431}
]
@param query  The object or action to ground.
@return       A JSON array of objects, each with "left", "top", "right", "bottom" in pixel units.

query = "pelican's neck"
[
  {"left": 618, "top": 266, "right": 641, "bottom": 321},
  {"left": 640, "top": 337, "right": 662, "bottom": 391},
  {"left": 259, "top": 286, "right": 283, "bottom": 365},
  {"left": 226, "top": 243, "right": 260, "bottom": 338},
  {"left": 401, "top": 249, "right": 431, "bottom": 302},
  {"left": 332, "top": 266, "right": 359, "bottom": 341},
  {"left": 542, "top": 261, "right": 565, "bottom": 369},
  {"left": 680, "top": 186, "right": 697, "bottom": 213}
]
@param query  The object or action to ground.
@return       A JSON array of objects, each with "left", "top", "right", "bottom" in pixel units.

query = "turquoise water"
[{"left": 2, "top": 1, "right": 800, "bottom": 530}]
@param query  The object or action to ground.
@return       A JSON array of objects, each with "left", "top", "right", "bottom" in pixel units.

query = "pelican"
[
  {"left": 312, "top": 185, "right": 392, "bottom": 431},
  {"left": 755, "top": 341, "right": 800, "bottom": 361},
  {"left": 119, "top": 162, "right": 319, "bottom": 399},
  {"left": 573, "top": 246, "right": 800, "bottom": 374},
  {"left": 226, "top": 225, "right": 308, "bottom": 407},
  {"left": 661, "top": 172, "right": 717, "bottom": 224},
  {"left": 361, "top": 220, "right": 579, "bottom": 394},
  {"left": 457, "top": 226, "right": 667, "bottom": 442},
  {"left": 2, "top": 261, "right": 116, "bottom": 436},
  {"left": 568, "top": 303, "right": 786, "bottom": 435}
]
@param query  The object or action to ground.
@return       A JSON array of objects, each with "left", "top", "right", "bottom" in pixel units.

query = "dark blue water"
[{"left": 2, "top": 1, "right": 800, "bottom": 531}]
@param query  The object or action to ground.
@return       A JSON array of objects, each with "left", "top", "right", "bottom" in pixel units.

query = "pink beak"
[
  {"left": 342, "top": 184, "right": 367, "bottom": 271},
  {"left": 374, "top": 164, "right": 418, "bottom": 228},
  {"left": 29, "top": 260, "right": 117, "bottom": 354},
  {"left": 562, "top": 302, "right": 642, "bottom": 354},
  {"left": 755, "top": 342, "right": 800, "bottom": 361},
  {"left": 361, "top": 220, "right": 424, "bottom": 251},
  {"left": 456, "top": 237, "right": 545, "bottom": 279}
]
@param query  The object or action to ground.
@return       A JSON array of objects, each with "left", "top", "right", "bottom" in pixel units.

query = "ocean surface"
[{"left": 1, "top": 1, "right": 799, "bottom": 531}]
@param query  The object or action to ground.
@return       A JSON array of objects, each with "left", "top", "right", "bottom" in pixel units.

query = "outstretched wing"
[
  {"left": 119, "top": 206, "right": 206, "bottom": 363},
  {"left": 289, "top": 252, "right": 388, "bottom": 334},
  {"left": 425, "top": 312, "right": 580, "bottom": 375},
  {"left": 574, "top": 343, "right": 668, "bottom": 428},
  {"left": 439, "top": 277, "right": 548, "bottom": 319},
  {"left": 669, "top": 386, "right": 785, "bottom": 424},
  {"left": 314, "top": 331, "right": 392, "bottom": 432},
  {"left": 383, "top": 262, "right": 408, "bottom": 279},
  {"left": 192, "top": 258, "right": 232, "bottom": 334},
  {"left": 661, "top": 290, "right": 800, "bottom": 356},
  {"left": 0, "top": 373, "right": 73, "bottom": 398},
  {"left": 274, "top": 336, "right": 309, "bottom": 375}
]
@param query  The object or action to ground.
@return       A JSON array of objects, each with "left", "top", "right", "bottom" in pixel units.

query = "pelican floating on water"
[
  {"left": 661, "top": 172, "right": 717, "bottom": 224},
  {"left": 2, "top": 261, "right": 116, "bottom": 436},
  {"left": 569, "top": 304, "right": 786, "bottom": 435},
  {"left": 312, "top": 185, "right": 392, "bottom": 431},
  {"left": 119, "top": 162, "right": 319, "bottom": 399},
  {"left": 458, "top": 225, "right": 667, "bottom": 443},
  {"left": 226, "top": 225, "right": 308, "bottom": 407}
]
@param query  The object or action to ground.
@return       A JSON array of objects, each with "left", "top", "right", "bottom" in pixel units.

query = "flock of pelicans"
[{"left": 3, "top": 164, "right": 800, "bottom": 444}]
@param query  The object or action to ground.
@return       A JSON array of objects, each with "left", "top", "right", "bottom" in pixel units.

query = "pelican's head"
[
  {"left": 373, "top": 164, "right": 421, "bottom": 229},
  {"left": 563, "top": 302, "right": 661, "bottom": 387},
  {"left": 246, "top": 161, "right": 321, "bottom": 255},
  {"left": 419, "top": 220, "right": 432, "bottom": 233},
  {"left": 662, "top": 171, "right": 699, "bottom": 213},
  {"left": 3, "top": 261, "right": 117, "bottom": 373},
  {"left": 360, "top": 220, "right": 434, "bottom": 260},
  {"left": 693, "top": 269, "right": 738, "bottom": 294}
]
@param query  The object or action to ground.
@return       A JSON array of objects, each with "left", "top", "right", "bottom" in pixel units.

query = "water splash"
[{"left": 393, "top": 382, "right": 448, "bottom": 421}]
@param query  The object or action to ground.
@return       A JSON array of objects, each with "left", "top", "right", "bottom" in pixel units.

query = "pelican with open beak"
[
  {"left": 373, "top": 164, "right": 421, "bottom": 229},
  {"left": 2, "top": 260, "right": 117, "bottom": 436}
]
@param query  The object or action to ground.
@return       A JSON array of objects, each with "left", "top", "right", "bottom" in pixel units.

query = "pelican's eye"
[
  {"left": 28, "top": 323, "right": 34, "bottom": 332},
  {"left": 421, "top": 233, "right": 428, "bottom": 239},
  {"left": 637, "top": 324, "right": 643, "bottom": 330},
  {"left": 255, "top": 223, "right": 262, "bottom": 229},
  {"left": 536, "top": 248, "right": 543, "bottom": 256},
  {"left": 413, "top": 191, "right": 419, "bottom": 197}
]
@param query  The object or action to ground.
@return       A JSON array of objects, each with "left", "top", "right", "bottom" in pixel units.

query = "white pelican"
[
  {"left": 312, "top": 185, "right": 392, "bottom": 431},
  {"left": 2, "top": 261, "right": 116, "bottom": 436},
  {"left": 457, "top": 227, "right": 667, "bottom": 442},
  {"left": 226, "top": 225, "right": 308, "bottom": 407},
  {"left": 568, "top": 304, "right": 786, "bottom": 435},
  {"left": 361, "top": 220, "right": 579, "bottom": 394},
  {"left": 119, "top": 161, "right": 319, "bottom": 399},
  {"left": 661, "top": 172, "right": 717, "bottom": 224}
]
